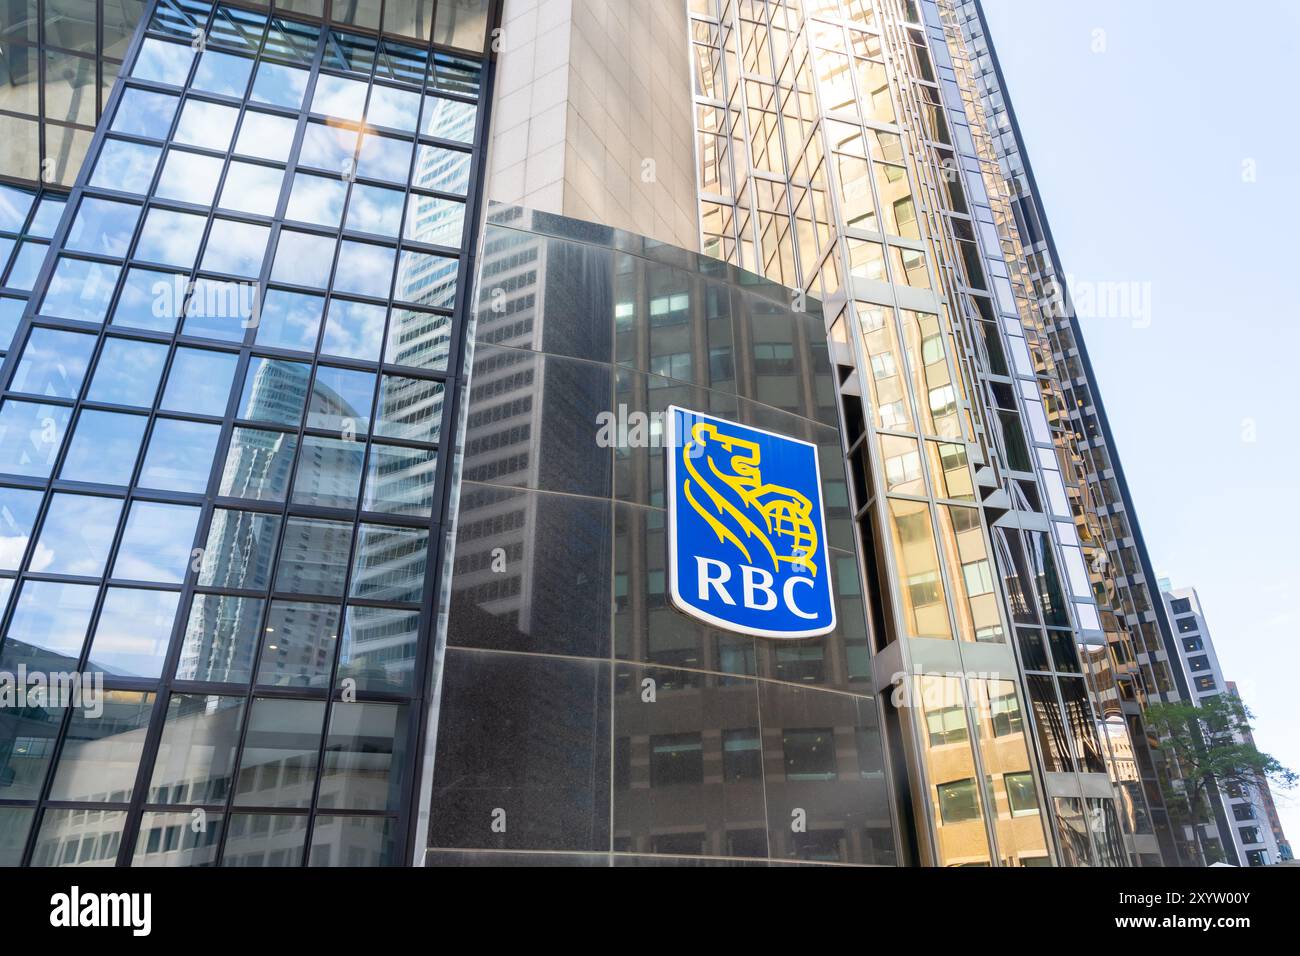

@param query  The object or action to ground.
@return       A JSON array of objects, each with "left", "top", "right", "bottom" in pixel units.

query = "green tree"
[{"left": 1144, "top": 694, "right": 1296, "bottom": 866}]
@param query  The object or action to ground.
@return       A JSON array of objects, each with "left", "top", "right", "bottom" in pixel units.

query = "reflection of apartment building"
[{"left": 1160, "top": 585, "right": 1289, "bottom": 867}]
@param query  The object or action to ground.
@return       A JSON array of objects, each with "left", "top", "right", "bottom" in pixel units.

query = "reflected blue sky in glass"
[
  {"left": 10, "top": 328, "right": 96, "bottom": 398},
  {"left": 60, "top": 410, "right": 147, "bottom": 485},
  {"left": 321, "top": 299, "right": 384, "bottom": 362},
  {"left": 90, "top": 140, "right": 162, "bottom": 195},
  {"left": 0, "top": 400, "right": 70, "bottom": 477},
  {"left": 255, "top": 289, "right": 324, "bottom": 351},
  {"left": 113, "top": 500, "right": 201, "bottom": 583},
  {"left": 111, "top": 88, "right": 181, "bottom": 140},
  {"left": 139, "top": 418, "right": 221, "bottom": 493},
  {"left": 112, "top": 267, "right": 184, "bottom": 333},
  {"left": 87, "top": 588, "right": 181, "bottom": 679},
  {"left": 31, "top": 493, "right": 122, "bottom": 577},
  {"left": 88, "top": 339, "right": 168, "bottom": 406}
]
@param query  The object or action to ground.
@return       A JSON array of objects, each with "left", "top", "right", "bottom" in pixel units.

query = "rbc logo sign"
[{"left": 665, "top": 406, "right": 835, "bottom": 639}]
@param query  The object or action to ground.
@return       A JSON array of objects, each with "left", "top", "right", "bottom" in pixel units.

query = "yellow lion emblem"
[{"left": 682, "top": 421, "right": 819, "bottom": 577}]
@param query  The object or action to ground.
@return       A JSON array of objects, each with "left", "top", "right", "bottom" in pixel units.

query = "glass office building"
[
  {"left": 1, "top": 0, "right": 1192, "bottom": 867},
  {"left": 0, "top": 0, "right": 493, "bottom": 866}
]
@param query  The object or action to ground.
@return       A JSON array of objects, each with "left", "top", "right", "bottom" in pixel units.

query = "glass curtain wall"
[
  {"left": 0, "top": 0, "right": 492, "bottom": 866},
  {"left": 687, "top": 0, "right": 1145, "bottom": 866}
]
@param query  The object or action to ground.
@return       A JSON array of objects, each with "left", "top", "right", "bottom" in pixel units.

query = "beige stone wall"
[{"left": 486, "top": 0, "right": 699, "bottom": 251}]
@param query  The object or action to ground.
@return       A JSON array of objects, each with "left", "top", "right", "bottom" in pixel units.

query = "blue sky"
[{"left": 980, "top": 0, "right": 1300, "bottom": 850}]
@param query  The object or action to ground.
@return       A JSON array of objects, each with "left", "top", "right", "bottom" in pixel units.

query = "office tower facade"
[
  {"left": 0, "top": 0, "right": 495, "bottom": 866},
  {"left": 951, "top": 0, "right": 1207, "bottom": 865},
  {"left": 1, "top": 0, "right": 1202, "bottom": 868},
  {"left": 426, "top": 205, "right": 897, "bottom": 865},
  {"left": 1161, "top": 586, "right": 1290, "bottom": 867}
]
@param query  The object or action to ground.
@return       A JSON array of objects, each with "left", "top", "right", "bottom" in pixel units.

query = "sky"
[{"left": 979, "top": 0, "right": 1300, "bottom": 852}]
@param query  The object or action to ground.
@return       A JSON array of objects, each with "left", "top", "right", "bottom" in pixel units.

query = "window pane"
[
  {"left": 364, "top": 444, "right": 435, "bottom": 517},
  {"left": 131, "top": 38, "right": 194, "bottom": 86},
  {"left": 235, "top": 111, "right": 298, "bottom": 162},
  {"left": 282, "top": 173, "right": 344, "bottom": 228},
  {"left": 218, "top": 162, "right": 285, "bottom": 216},
  {"left": 318, "top": 702, "right": 407, "bottom": 812},
  {"left": 30, "top": 810, "right": 127, "bottom": 866},
  {"left": 111, "top": 267, "right": 184, "bottom": 333},
  {"left": 0, "top": 400, "right": 71, "bottom": 478},
  {"left": 275, "top": 516, "right": 352, "bottom": 597},
  {"left": 135, "top": 208, "right": 206, "bottom": 268},
  {"left": 320, "top": 298, "right": 384, "bottom": 361},
  {"left": 65, "top": 196, "right": 139, "bottom": 257},
  {"left": 38, "top": 258, "right": 121, "bottom": 322},
  {"left": 234, "top": 698, "right": 326, "bottom": 808},
  {"left": 0, "top": 707, "right": 61, "bottom": 800},
  {"left": 32, "top": 493, "right": 123, "bottom": 577},
  {"left": 175, "top": 594, "right": 265, "bottom": 684},
  {"left": 133, "top": 811, "right": 225, "bottom": 867},
  {"left": 350, "top": 524, "right": 427, "bottom": 603},
  {"left": 238, "top": 357, "right": 310, "bottom": 425},
  {"left": 5, "top": 241, "right": 48, "bottom": 291},
  {"left": 27, "top": 196, "right": 66, "bottom": 237},
  {"left": 149, "top": 694, "right": 246, "bottom": 805},
  {"left": 86, "top": 587, "right": 181, "bottom": 678},
  {"left": 113, "top": 501, "right": 201, "bottom": 583},
  {"left": 333, "top": 241, "right": 395, "bottom": 298},
  {"left": 299, "top": 121, "right": 358, "bottom": 172},
  {"left": 221, "top": 812, "right": 308, "bottom": 866},
  {"left": 376, "top": 375, "right": 443, "bottom": 444},
  {"left": 394, "top": 249, "right": 457, "bottom": 307},
  {"left": 420, "top": 95, "right": 475, "bottom": 143},
  {"left": 182, "top": 277, "right": 257, "bottom": 341},
  {"left": 292, "top": 436, "right": 364, "bottom": 509},
  {"left": 309, "top": 365, "right": 375, "bottom": 433},
  {"left": 308, "top": 814, "right": 397, "bottom": 867},
  {"left": 366, "top": 84, "right": 420, "bottom": 131},
  {"left": 271, "top": 230, "right": 335, "bottom": 287},
  {"left": 385, "top": 306, "right": 450, "bottom": 370},
  {"left": 173, "top": 99, "right": 239, "bottom": 151},
  {"left": 256, "top": 600, "right": 340, "bottom": 688},
  {"left": 197, "top": 508, "right": 282, "bottom": 591},
  {"left": 139, "top": 418, "right": 221, "bottom": 493},
  {"left": 155, "top": 149, "right": 224, "bottom": 205},
  {"left": 0, "top": 486, "right": 42, "bottom": 571},
  {"left": 338, "top": 605, "right": 418, "bottom": 692},
  {"left": 413, "top": 144, "right": 471, "bottom": 194},
  {"left": 250, "top": 61, "right": 310, "bottom": 109},
  {"left": 47, "top": 691, "right": 156, "bottom": 801},
  {"left": 202, "top": 219, "right": 270, "bottom": 277},
  {"left": 1, "top": 580, "right": 97, "bottom": 668},
  {"left": 311, "top": 74, "right": 367, "bottom": 121},
  {"left": 86, "top": 338, "right": 168, "bottom": 406},
  {"left": 161, "top": 347, "right": 238, "bottom": 416},
  {"left": 59, "top": 410, "right": 147, "bottom": 485},
  {"left": 255, "top": 289, "right": 324, "bottom": 351},
  {"left": 404, "top": 194, "right": 463, "bottom": 247},
  {"left": 192, "top": 50, "right": 254, "bottom": 98},
  {"left": 0, "top": 184, "right": 34, "bottom": 230},
  {"left": 344, "top": 183, "right": 403, "bottom": 237},
  {"left": 355, "top": 132, "right": 412, "bottom": 183},
  {"left": 112, "top": 87, "right": 180, "bottom": 138},
  {"left": 89, "top": 139, "right": 162, "bottom": 194},
  {"left": 10, "top": 327, "right": 96, "bottom": 398},
  {"left": 218, "top": 427, "right": 298, "bottom": 502}
]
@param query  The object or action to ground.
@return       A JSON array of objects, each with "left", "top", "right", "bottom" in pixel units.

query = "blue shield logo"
[{"left": 666, "top": 406, "right": 836, "bottom": 639}]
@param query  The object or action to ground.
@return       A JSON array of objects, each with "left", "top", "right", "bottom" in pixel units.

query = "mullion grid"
[{"left": 0, "top": 0, "right": 482, "bottom": 866}]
